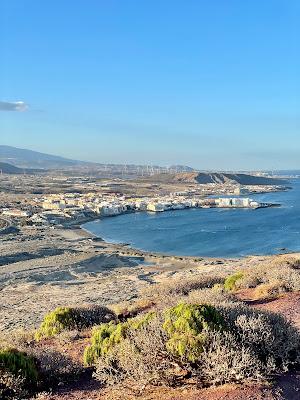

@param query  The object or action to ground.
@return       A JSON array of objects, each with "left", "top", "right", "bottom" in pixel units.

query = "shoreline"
[
  {"left": 2, "top": 211, "right": 300, "bottom": 333},
  {"left": 74, "top": 221, "right": 298, "bottom": 262},
  {"left": 71, "top": 181, "right": 300, "bottom": 259}
]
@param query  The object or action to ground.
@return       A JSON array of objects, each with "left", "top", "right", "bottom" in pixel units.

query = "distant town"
[{"left": 0, "top": 173, "right": 285, "bottom": 231}]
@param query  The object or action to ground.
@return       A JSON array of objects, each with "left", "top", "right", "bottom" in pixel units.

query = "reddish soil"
[
  {"left": 237, "top": 290, "right": 300, "bottom": 329},
  {"left": 36, "top": 380, "right": 292, "bottom": 400}
]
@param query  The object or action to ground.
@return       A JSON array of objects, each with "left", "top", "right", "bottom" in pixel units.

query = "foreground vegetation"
[{"left": 1, "top": 255, "right": 300, "bottom": 399}]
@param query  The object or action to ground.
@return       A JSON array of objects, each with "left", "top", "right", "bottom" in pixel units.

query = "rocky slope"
[{"left": 143, "top": 172, "right": 288, "bottom": 186}]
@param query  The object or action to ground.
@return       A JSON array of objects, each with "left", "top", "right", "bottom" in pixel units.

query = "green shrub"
[
  {"left": 84, "top": 312, "right": 156, "bottom": 366},
  {"left": 163, "top": 303, "right": 225, "bottom": 362},
  {"left": 224, "top": 272, "right": 244, "bottom": 292},
  {"left": 91, "top": 300, "right": 300, "bottom": 389},
  {"left": 35, "top": 305, "right": 115, "bottom": 340},
  {"left": 0, "top": 348, "right": 38, "bottom": 384},
  {"left": 84, "top": 322, "right": 127, "bottom": 366},
  {"left": 94, "top": 316, "right": 174, "bottom": 388},
  {"left": 128, "top": 311, "right": 156, "bottom": 330},
  {"left": 35, "top": 307, "right": 77, "bottom": 340}
]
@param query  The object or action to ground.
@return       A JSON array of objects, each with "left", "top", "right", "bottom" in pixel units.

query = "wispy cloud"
[{"left": 0, "top": 101, "right": 29, "bottom": 112}]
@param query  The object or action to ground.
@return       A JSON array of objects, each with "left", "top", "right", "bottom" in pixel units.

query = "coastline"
[
  {"left": 73, "top": 181, "right": 300, "bottom": 259},
  {"left": 2, "top": 219, "right": 300, "bottom": 333},
  {"left": 1, "top": 181, "right": 298, "bottom": 332}
]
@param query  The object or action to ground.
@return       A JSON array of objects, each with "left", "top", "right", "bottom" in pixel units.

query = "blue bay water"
[{"left": 83, "top": 179, "right": 300, "bottom": 258}]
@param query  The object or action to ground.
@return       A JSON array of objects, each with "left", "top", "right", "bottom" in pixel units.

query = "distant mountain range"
[
  {"left": 0, "top": 146, "right": 292, "bottom": 184},
  {"left": 0, "top": 162, "right": 24, "bottom": 174},
  {"left": 0, "top": 145, "right": 88, "bottom": 169},
  {"left": 0, "top": 145, "right": 195, "bottom": 174},
  {"left": 0, "top": 162, "right": 43, "bottom": 175}
]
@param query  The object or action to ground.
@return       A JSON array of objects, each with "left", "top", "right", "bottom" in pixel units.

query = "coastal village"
[
  {"left": 37, "top": 191, "right": 267, "bottom": 224},
  {"left": 0, "top": 178, "right": 281, "bottom": 229}
]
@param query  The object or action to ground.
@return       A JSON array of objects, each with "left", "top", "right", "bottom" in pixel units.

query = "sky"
[{"left": 1, "top": 0, "right": 300, "bottom": 170}]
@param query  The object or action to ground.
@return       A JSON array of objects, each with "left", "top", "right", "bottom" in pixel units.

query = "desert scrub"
[
  {"left": 253, "top": 281, "right": 285, "bottom": 300},
  {"left": 142, "top": 273, "right": 225, "bottom": 301},
  {"left": 200, "top": 329, "right": 269, "bottom": 384},
  {"left": 84, "top": 321, "right": 127, "bottom": 366},
  {"left": 236, "top": 259, "right": 300, "bottom": 292},
  {"left": 224, "top": 272, "right": 244, "bottom": 292},
  {"left": 94, "top": 316, "right": 175, "bottom": 389},
  {"left": 92, "top": 301, "right": 300, "bottom": 389},
  {"left": 163, "top": 303, "right": 225, "bottom": 362},
  {"left": 84, "top": 312, "right": 156, "bottom": 366},
  {"left": 35, "top": 305, "right": 115, "bottom": 340},
  {"left": 35, "top": 307, "right": 76, "bottom": 341},
  {"left": 0, "top": 348, "right": 38, "bottom": 385},
  {"left": 0, "top": 371, "right": 28, "bottom": 400},
  {"left": 219, "top": 303, "right": 300, "bottom": 369},
  {"left": 29, "top": 345, "right": 82, "bottom": 388},
  {"left": 186, "top": 285, "right": 237, "bottom": 307}
]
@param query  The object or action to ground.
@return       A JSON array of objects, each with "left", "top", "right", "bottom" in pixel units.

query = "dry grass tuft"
[
  {"left": 185, "top": 285, "right": 237, "bottom": 307},
  {"left": 253, "top": 281, "right": 285, "bottom": 300},
  {"left": 111, "top": 298, "right": 155, "bottom": 319},
  {"left": 141, "top": 274, "right": 226, "bottom": 309},
  {"left": 235, "top": 257, "right": 300, "bottom": 297}
]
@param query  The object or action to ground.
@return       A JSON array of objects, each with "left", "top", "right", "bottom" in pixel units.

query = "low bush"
[
  {"left": 84, "top": 321, "right": 127, "bottom": 366},
  {"left": 163, "top": 303, "right": 225, "bottom": 362},
  {"left": 94, "top": 316, "right": 176, "bottom": 388},
  {"left": 0, "top": 371, "right": 28, "bottom": 400},
  {"left": 186, "top": 285, "right": 237, "bottom": 307},
  {"left": 253, "top": 281, "right": 285, "bottom": 300},
  {"left": 84, "top": 312, "right": 156, "bottom": 366},
  {"left": 224, "top": 272, "right": 244, "bottom": 292},
  {"left": 0, "top": 331, "right": 82, "bottom": 397},
  {"left": 35, "top": 307, "right": 76, "bottom": 341},
  {"left": 142, "top": 274, "right": 225, "bottom": 300},
  {"left": 270, "top": 255, "right": 300, "bottom": 269},
  {"left": 200, "top": 329, "right": 270, "bottom": 385},
  {"left": 35, "top": 305, "right": 115, "bottom": 340},
  {"left": 91, "top": 301, "right": 300, "bottom": 390},
  {"left": 0, "top": 348, "right": 38, "bottom": 385},
  {"left": 219, "top": 303, "right": 300, "bottom": 369},
  {"left": 237, "top": 259, "right": 300, "bottom": 293},
  {"left": 29, "top": 345, "right": 82, "bottom": 387}
]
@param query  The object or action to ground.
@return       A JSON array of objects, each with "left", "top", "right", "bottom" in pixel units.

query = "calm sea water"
[{"left": 83, "top": 179, "right": 300, "bottom": 257}]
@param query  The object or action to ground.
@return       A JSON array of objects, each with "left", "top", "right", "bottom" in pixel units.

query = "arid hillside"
[{"left": 141, "top": 172, "right": 289, "bottom": 186}]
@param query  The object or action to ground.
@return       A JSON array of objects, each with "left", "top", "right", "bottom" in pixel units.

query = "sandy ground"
[{"left": 0, "top": 224, "right": 273, "bottom": 332}]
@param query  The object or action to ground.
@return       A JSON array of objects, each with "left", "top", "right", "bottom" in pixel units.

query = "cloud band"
[{"left": 0, "top": 101, "right": 28, "bottom": 112}]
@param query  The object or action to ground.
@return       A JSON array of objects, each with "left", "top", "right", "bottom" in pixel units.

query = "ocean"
[{"left": 83, "top": 179, "right": 300, "bottom": 258}]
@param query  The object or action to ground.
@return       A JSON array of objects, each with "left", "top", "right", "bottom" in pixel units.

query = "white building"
[
  {"left": 147, "top": 203, "right": 165, "bottom": 212},
  {"left": 2, "top": 209, "right": 31, "bottom": 217}
]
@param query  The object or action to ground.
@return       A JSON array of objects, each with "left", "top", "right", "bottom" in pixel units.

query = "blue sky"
[{"left": 1, "top": 0, "right": 300, "bottom": 170}]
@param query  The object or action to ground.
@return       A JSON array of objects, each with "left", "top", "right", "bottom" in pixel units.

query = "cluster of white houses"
[
  {"left": 32, "top": 192, "right": 265, "bottom": 224},
  {"left": 0, "top": 191, "right": 272, "bottom": 226}
]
